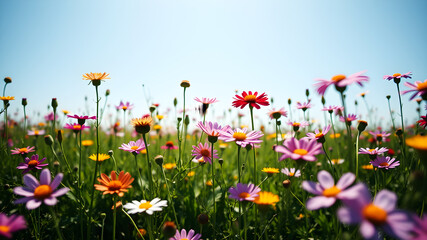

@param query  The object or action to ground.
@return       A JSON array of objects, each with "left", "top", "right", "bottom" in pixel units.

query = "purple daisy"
[
  {"left": 11, "top": 146, "right": 35, "bottom": 155},
  {"left": 228, "top": 183, "right": 261, "bottom": 201},
  {"left": 296, "top": 101, "right": 312, "bottom": 111},
  {"left": 64, "top": 123, "right": 90, "bottom": 133},
  {"left": 339, "top": 114, "right": 358, "bottom": 123},
  {"left": 67, "top": 114, "right": 97, "bottom": 120},
  {"left": 402, "top": 80, "right": 427, "bottom": 100},
  {"left": 281, "top": 168, "right": 301, "bottom": 177},
  {"left": 116, "top": 101, "right": 134, "bottom": 111},
  {"left": 369, "top": 130, "right": 391, "bottom": 142},
  {"left": 118, "top": 138, "right": 147, "bottom": 154},
  {"left": 314, "top": 71, "right": 369, "bottom": 95},
  {"left": 13, "top": 168, "right": 69, "bottom": 210},
  {"left": 219, "top": 127, "right": 263, "bottom": 148},
  {"left": 16, "top": 154, "right": 48, "bottom": 174},
  {"left": 27, "top": 129, "right": 45, "bottom": 136},
  {"left": 44, "top": 112, "right": 58, "bottom": 121},
  {"left": 321, "top": 105, "right": 340, "bottom": 113},
  {"left": 0, "top": 213, "right": 27, "bottom": 239},
  {"left": 358, "top": 147, "right": 389, "bottom": 160},
  {"left": 306, "top": 125, "right": 331, "bottom": 143},
  {"left": 412, "top": 215, "right": 427, "bottom": 240},
  {"left": 383, "top": 72, "right": 412, "bottom": 81},
  {"left": 370, "top": 156, "right": 400, "bottom": 170},
  {"left": 170, "top": 229, "right": 201, "bottom": 240},
  {"left": 275, "top": 137, "right": 323, "bottom": 162},
  {"left": 191, "top": 143, "right": 219, "bottom": 164},
  {"left": 302, "top": 170, "right": 363, "bottom": 210},
  {"left": 287, "top": 121, "right": 310, "bottom": 132},
  {"left": 337, "top": 187, "right": 413, "bottom": 239}
]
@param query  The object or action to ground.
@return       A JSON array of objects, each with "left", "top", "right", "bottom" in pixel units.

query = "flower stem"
[
  {"left": 249, "top": 106, "right": 257, "bottom": 185},
  {"left": 134, "top": 153, "right": 145, "bottom": 199},
  {"left": 387, "top": 97, "right": 396, "bottom": 131},
  {"left": 113, "top": 196, "right": 117, "bottom": 240},
  {"left": 211, "top": 143, "right": 216, "bottom": 239},
  {"left": 161, "top": 166, "right": 179, "bottom": 228},
  {"left": 121, "top": 209, "right": 146, "bottom": 239},
  {"left": 50, "top": 207, "right": 64, "bottom": 240},
  {"left": 142, "top": 133, "right": 153, "bottom": 199}
]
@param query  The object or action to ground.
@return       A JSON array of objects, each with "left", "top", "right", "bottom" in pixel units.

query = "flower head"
[
  {"left": 64, "top": 123, "right": 90, "bottom": 133},
  {"left": 44, "top": 113, "right": 58, "bottom": 122},
  {"left": 67, "top": 114, "right": 97, "bottom": 120},
  {"left": 219, "top": 127, "right": 263, "bottom": 148},
  {"left": 275, "top": 137, "right": 323, "bottom": 162},
  {"left": 306, "top": 125, "right": 331, "bottom": 143},
  {"left": 267, "top": 108, "right": 288, "bottom": 120},
  {"left": 196, "top": 121, "right": 229, "bottom": 137},
  {"left": 281, "top": 168, "right": 301, "bottom": 177},
  {"left": 339, "top": 114, "right": 358, "bottom": 123},
  {"left": 116, "top": 101, "right": 134, "bottom": 111},
  {"left": 82, "top": 72, "right": 110, "bottom": 86},
  {"left": 0, "top": 213, "right": 27, "bottom": 239},
  {"left": 119, "top": 139, "right": 147, "bottom": 154},
  {"left": 369, "top": 130, "right": 391, "bottom": 142},
  {"left": 232, "top": 91, "right": 270, "bottom": 109},
  {"left": 358, "top": 147, "right": 388, "bottom": 160},
  {"left": 302, "top": 170, "right": 361, "bottom": 210},
  {"left": 13, "top": 169, "right": 69, "bottom": 209},
  {"left": 170, "top": 229, "right": 201, "bottom": 240},
  {"left": 370, "top": 156, "right": 400, "bottom": 170},
  {"left": 287, "top": 121, "right": 309, "bottom": 131},
  {"left": 261, "top": 167, "right": 280, "bottom": 174},
  {"left": 11, "top": 146, "right": 35, "bottom": 155},
  {"left": 82, "top": 140, "right": 94, "bottom": 147},
  {"left": 296, "top": 101, "right": 312, "bottom": 111},
  {"left": 314, "top": 71, "right": 369, "bottom": 95},
  {"left": 417, "top": 116, "right": 427, "bottom": 129},
  {"left": 27, "top": 129, "right": 45, "bottom": 136},
  {"left": 383, "top": 72, "right": 412, "bottom": 81},
  {"left": 412, "top": 215, "right": 427, "bottom": 240},
  {"left": 161, "top": 141, "right": 179, "bottom": 150},
  {"left": 194, "top": 97, "right": 218, "bottom": 104},
  {"left": 131, "top": 116, "right": 153, "bottom": 134},
  {"left": 191, "top": 143, "right": 218, "bottom": 164},
  {"left": 123, "top": 198, "right": 167, "bottom": 215},
  {"left": 94, "top": 171, "right": 134, "bottom": 197},
  {"left": 17, "top": 154, "right": 48, "bottom": 174},
  {"left": 228, "top": 183, "right": 261, "bottom": 202},
  {"left": 331, "top": 159, "right": 345, "bottom": 165},
  {"left": 406, "top": 135, "right": 427, "bottom": 153},
  {"left": 0, "top": 96, "right": 14, "bottom": 101},
  {"left": 89, "top": 153, "right": 110, "bottom": 162},
  {"left": 253, "top": 191, "right": 279, "bottom": 206},
  {"left": 402, "top": 80, "right": 427, "bottom": 100}
]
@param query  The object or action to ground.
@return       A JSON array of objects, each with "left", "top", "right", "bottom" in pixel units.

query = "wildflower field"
[{"left": 0, "top": 72, "right": 426, "bottom": 240}]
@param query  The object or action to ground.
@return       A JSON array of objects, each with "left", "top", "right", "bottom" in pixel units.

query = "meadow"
[{"left": 0, "top": 72, "right": 426, "bottom": 240}]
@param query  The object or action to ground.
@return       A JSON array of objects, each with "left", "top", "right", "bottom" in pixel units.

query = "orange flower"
[{"left": 94, "top": 171, "right": 134, "bottom": 197}]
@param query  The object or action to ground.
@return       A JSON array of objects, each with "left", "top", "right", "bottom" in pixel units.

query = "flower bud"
[
  {"left": 321, "top": 96, "right": 326, "bottom": 105},
  {"left": 108, "top": 150, "right": 114, "bottom": 156},
  {"left": 162, "top": 221, "right": 176, "bottom": 238},
  {"left": 282, "top": 179, "right": 291, "bottom": 188},
  {"left": 386, "top": 95, "right": 391, "bottom": 100},
  {"left": 21, "top": 98, "right": 27, "bottom": 106},
  {"left": 173, "top": 97, "right": 178, "bottom": 107},
  {"left": 180, "top": 80, "right": 190, "bottom": 88},
  {"left": 184, "top": 115, "right": 190, "bottom": 126},
  {"left": 57, "top": 130, "right": 63, "bottom": 144},
  {"left": 105, "top": 89, "right": 110, "bottom": 96},
  {"left": 53, "top": 161, "right": 60, "bottom": 167},
  {"left": 218, "top": 158, "right": 224, "bottom": 166},
  {"left": 155, "top": 155, "right": 164, "bottom": 167},
  {"left": 44, "top": 135, "right": 54, "bottom": 146},
  {"left": 357, "top": 120, "right": 368, "bottom": 132},
  {"left": 4, "top": 77, "right": 12, "bottom": 83},
  {"left": 51, "top": 98, "right": 58, "bottom": 109},
  {"left": 288, "top": 98, "right": 292, "bottom": 105},
  {"left": 197, "top": 213, "right": 209, "bottom": 225},
  {"left": 396, "top": 128, "right": 403, "bottom": 137},
  {"left": 305, "top": 89, "right": 310, "bottom": 97},
  {"left": 149, "top": 105, "right": 156, "bottom": 113},
  {"left": 137, "top": 229, "right": 147, "bottom": 239}
]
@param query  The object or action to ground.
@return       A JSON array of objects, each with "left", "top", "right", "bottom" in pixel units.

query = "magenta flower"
[
  {"left": 16, "top": 154, "right": 48, "bottom": 174},
  {"left": 27, "top": 129, "right": 45, "bottom": 136},
  {"left": 196, "top": 121, "right": 229, "bottom": 137},
  {"left": 194, "top": 97, "right": 219, "bottom": 104},
  {"left": 67, "top": 114, "right": 97, "bottom": 120},
  {"left": 161, "top": 141, "right": 179, "bottom": 150},
  {"left": 314, "top": 71, "right": 369, "bottom": 95},
  {"left": 306, "top": 125, "right": 331, "bottom": 142},
  {"left": 302, "top": 170, "right": 362, "bottom": 210},
  {"left": 191, "top": 143, "right": 218, "bottom": 164},
  {"left": 44, "top": 112, "right": 58, "bottom": 121},
  {"left": 64, "top": 123, "right": 90, "bottom": 133},
  {"left": 267, "top": 108, "right": 288, "bottom": 120},
  {"left": 0, "top": 213, "right": 27, "bottom": 239},
  {"left": 218, "top": 127, "right": 263, "bottom": 148},
  {"left": 402, "top": 80, "right": 427, "bottom": 100},
  {"left": 275, "top": 137, "right": 323, "bottom": 162},
  {"left": 116, "top": 101, "right": 134, "bottom": 111},
  {"left": 358, "top": 147, "right": 389, "bottom": 158},
  {"left": 287, "top": 121, "right": 310, "bottom": 131},
  {"left": 228, "top": 183, "right": 261, "bottom": 201},
  {"left": 281, "top": 168, "right": 301, "bottom": 178},
  {"left": 296, "top": 101, "right": 312, "bottom": 111},
  {"left": 337, "top": 187, "right": 413, "bottom": 239},
  {"left": 383, "top": 72, "right": 412, "bottom": 81},
  {"left": 170, "top": 229, "right": 201, "bottom": 240},
  {"left": 11, "top": 146, "right": 35, "bottom": 155},
  {"left": 418, "top": 115, "right": 427, "bottom": 129},
  {"left": 118, "top": 139, "right": 147, "bottom": 154},
  {"left": 339, "top": 114, "right": 357, "bottom": 123},
  {"left": 369, "top": 130, "right": 391, "bottom": 142},
  {"left": 321, "top": 105, "right": 340, "bottom": 113},
  {"left": 370, "top": 156, "right": 400, "bottom": 170},
  {"left": 14, "top": 169, "right": 69, "bottom": 209},
  {"left": 412, "top": 215, "right": 427, "bottom": 240}
]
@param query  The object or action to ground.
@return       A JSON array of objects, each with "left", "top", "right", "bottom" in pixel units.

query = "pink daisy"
[
  {"left": 369, "top": 130, "right": 391, "bottom": 142},
  {"left": 196, "top": 121, "right": 229, "bottom": 137},
  {"left": 161, "top": 141, "right": 179, "bottom": 150},
  {"left": 402, "top": 80, "right": 427, "bottom": 100},
  {"left": 118, "top": 139, "right": 147, "bottom": 154},
  {"left": 339, "top": 114, "right": 357, "bottom": 123},
  {"left": 17, "top": 154, "right": 48, "bottom": 174},
  {"left": 11, "top": 146, "right": 35, "bottom": 155},
  {"left": 370, "top": 156, "right": 400, "bottom": 170},
  {"left": 306, "top": 125, "right": 331, "bottom": 143},
  {"left": 296, "top": 101, "right": 312, "bottom": 111},
  {"left": 64, "top": 123, "right": 90, "bottom": 133},
  {"left": 194, "top": 97, "right": 219, "bottom": 104},
  {"left": 321, "top": 105, "right": 340, "bottom": 113},
  {"left": 358, "top": 147, "right": 389, "bottom": 160},
  {"left": 314, "top": 71, "right": 369, "bottom": 95},
  {"left": 0, "top": 213, "right": 27, "bottom": 239},
  {"left": 275, "top": 137, "right": 323, "bottom": 162},
  {"left": 218, "top": 127, "right": 263, "bottom": 148},
  {"left": 383, "top": 72, "right": 412, "bottom": 81},
  {"left": 412, "top": 215, "right": 427, "bottom": 240},
  {"left": 267, "top": 108, "right": 288, "bottom": 120},
  {"left": 281, "top": 168, "right": 301, "bottom": 177},
  {"left": 27, "top": 129, "right": 45, "bottom": 136},
  {"left": 191, "top": 143, "right": 218, "bottom": 164},
  {"left": 228, "top": 183, "right": 261, "bottom": 201},
  {"left": 116, "top": 101, "right": 134, "bottom": 111},
  {"left": 170, "top": 229, "right": 201, "bottom": 240}
]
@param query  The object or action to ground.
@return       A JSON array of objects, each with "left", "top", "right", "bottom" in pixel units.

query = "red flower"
[
  {"left": 232, "top": 91, "right": 269, "bottom": 109},
  {"left": 417, "top": 116, "right": 427, "bottom": 129}
]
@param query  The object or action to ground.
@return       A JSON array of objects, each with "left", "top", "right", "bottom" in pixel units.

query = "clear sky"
[{"left": 1, "top": 0, "right": 426, "bottom": 131}]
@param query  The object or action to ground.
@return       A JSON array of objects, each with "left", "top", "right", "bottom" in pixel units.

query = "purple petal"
[
  {"left": 51, "top": 187, "right": 69, "bottom": 197},
  {"left": 15, "top": 197, "right": 34, "bottom": 204},
  {"left": 23, "top": 174, "right": 39, "bottom": 190},
  {"left": 317, "top": 170, "right": 334, "bottom": 189},
  {"left": 44, "top": 196, "right": 58, "bottom": 206},
  {"left": 306, "top": 196, "right": 336, "bottom": 210},
  {"left": 336, "top": 172, "right": 355, "bottom": 189},
  {"left": 40, "top": 169, "right": 51, "bottom": 185},
  {"left": 302, "top": 181, "right": 322, "bottom": 195},
  {"left": 373, "top": 190, "right": 396, "bottom": 212},
  {"left": 50, "top": 173, "right": 63, "bottom": 190},
  {"left": 338, "top": 183, "right": 367, "bottom": 200},
  {"left": 26, "top": 199, "right": 42, "bottom": 210},
  {"left": 359, "top": 220, "right": 377, "bottom": 239},
  {"left": 14, "top": 187, "right": 34, "bottom": 197},
  {"left": 337, "top": 206, "right": 362, "bottom": 224}
]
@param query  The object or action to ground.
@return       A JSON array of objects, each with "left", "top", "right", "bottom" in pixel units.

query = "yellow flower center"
[
  {"left": 131, "top": 146, "right": 139, "bottom": 150},
  {"left": 293, "top": 149, "right": 308, "bottom": 155},
  {"left": 198, "top": 158, "right": 205, "bottom": 163},
  {"left": 181, "top": 239, "right": 189, "bottom": 240},
  {"left": 19, "top": 148, "right": 28, "bottom": 153},
  {"left": 392, "top": 73, "right": 401, "bottom": 77},
  {"left": 239, "top": 192, "right": 251, "bottom": 199},
  {"left": 233, "top": 132, "right": 247, "bottom": 141},
  {"left": 293, "top": 122, "right": 300, "bottom": 127},
  {"left": 28, "top": 160, "right": 39, "bottom": 167},
  {"left": 289, "top": 172, "right": 295, "bottom": 176},
  {"left": 34, "top": 185, "right": 53, "bottom": 200},
  {"left": 331, "top": 74, "right": 346, "bottom": 82},
  {"left": 322, "top": 185, "right": 341, "bottom": 197},
  {"left": 244, "top": 94, "right": 257, "bottom": 102},
  {"left": 122, "top": 106, "right": 128, "bottom": 110},
  {"left": 362, "top": 204, "right": 387, "bottom": 225},
  {"left": 139, "top": 201, "right": 152, "bottom": 210},
  {"left": 368, "top": 149, "right": 375, "bottom": 153},
  {"left": 379, "top": 162, "right": 389, "bottom": 167},
  {"left": 0, "top": 225, "right": 10, "bottom": 234},
  {"left": 34, "top": 130, "right": 39, "bottom": 135},
  {"left": 200, "top": 149, "right": 210, "bottom": 157},
  {"left": 315, "top": 132, "right": 324, "bottom": 138},
  {"left": 108, "top": 180, "right": 123, "bottom": 191},
  {"left": 417, "top": 81, "right": 427, "bottom": 91},
  {"left": 73, "top": 125, "right": 81, "bottom": 130}
]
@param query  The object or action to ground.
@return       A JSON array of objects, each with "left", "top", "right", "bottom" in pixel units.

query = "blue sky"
[{"left": 0, "top": 0, "right": 426, "bottom": 131}]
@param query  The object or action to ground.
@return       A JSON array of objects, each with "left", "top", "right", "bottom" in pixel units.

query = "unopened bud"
[
  {"left": 44, "top": 135, "right": 54, "bottom": 146},
  {"left": 218, "top": 158, "right": 224, "bottom": 166},
  {"left": 51, "top": 98, "right": 58, "bottom": 109},
  {"left": 396, "top": 128, "right": 403, "bottom": 136},
  {"left": 22, "top": 98, "right": 27, "bottom": 106},
  {"left": 53, "top": 161, "right": 60, "bottom": 167},
  {"left": 305, "top": 89, "right": 310, "bottom": 97},
  {"left": 197, "top": 213, "right": 209, "bottom": 225},
  {"left": 155, "top": 155, "right": 164, "bottom": 167},
  {"left": 149, "top": 105, "right": 156, "bottom": 113},
  {"left": 321, "top": 96, "right": 326, "bottom": 105},
  {"left": 57, "top": 130, "right": 63, "bottom": 144},
  {"left": 173, "top": 97, "right": 178, "bottom": 107},
  {"left": 357, "top": 120, "right": 368, "bottom": 132},
  {"left": 288, "top": 98, "right": 292, "bottom": 105},
  {"left": 108, "top": 150, "right": 114, "bottom": 156},
  {"left": 4, "top": 77, "right": 12, "bottom": 84},
  {"left": 386, "top": 95, "right": 391, "bottom": 100},
  {"left": 184, "top": 115, "right": 190, "bottom": 125},
  {"left": 180, "top": 80, "right": 190, "bottom": 88},
  {"left": 162, "top": 221, "right": 177, "bottom": 238},
  {"left": 105, "top": 89, "right": 110, "bottom": 96},
  {"left": 282, "top": 179, "right": 291, "bottom": 188}
]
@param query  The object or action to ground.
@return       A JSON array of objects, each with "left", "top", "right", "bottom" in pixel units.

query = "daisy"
[
  {"left": 412, "top": 215, "right": 427, "bottom": 240},
  {"left": 337, "top": 187, "right": 413, "bottom": 239},
  {"left": 13, "top": 169, "right": 69, "bottom": 209},
  {"left": 314, "top": 71, "right": 369, "bottom": 95},
  {"left": 369, "top": 130, "right": 391, "bottom": 142},
  {"left": 17, "top": 154, "right": 48, "bottom": 174},
  {"left": 321, "top": 105, "right": 340, "bottom": 113},
  {"left": 161, "top": 141, "right": 179, "bottom": 150},
  {"left": 131, "top": 115, "right": 153, "bottom": 134},
  {"left": 383, "top": 72, "right": 412, "bottom": 82},
  {"left": 219, "top": 127, "right": 263, "bottom": 148},
  {"left": 339, "top": 114, "right": 357, "bottom": 123},
  {"left": 194, "top": 97, "right": 218, "bottom": 104},
  {"left": 67, "top": 114, "right": 97, "bottom": 120},
  {"left": 163, "top": 163, "right": 177, "bottom": 170},
  {"left": 196, "top": 121, "right": 229, "bottom": 138},
  {"left": 11, "top": 146, "right": 35, "bottom": 155},
  {"left": 191, "top": 143, "right": 218, "bottom": 164},
  {"left": 123, "top": 198, "right": 167, "bottom": 215},
  {"left": 170, "top": 229, "right": 202, "bottom": 240},
  {"left": 275, "top": 137, "right": 323, "bottom": 162},
  {"left": 228, "top": 183, "right": 261, "bottom": 201},
  {"left": 302, "top": 170, "right": 362, "bottom": 210},
  {"left": 89, "top": 153, "right": 110, "bottom": 162},
  {"left": 331, "top": 159, "right": 345, "bottom": 165},
  {"left": 287, "top": 121, "right": 310, "bottom": 131},
  {"left": 370, "top": 156, "right": 400, "bottom": 170},
  {"left": 402, "top": 79, "right": 427, "bottom": 100},
  {"left": 94, "top": 171, "right": 134, "bottom": 197},
  {"left": 253, "top": 191, "right": 279, "bottom": 206},
  {"left": 119, "top": 139, "right": 147, "bottom": 154},
  {"left": 306, "top": 125, "right": 331, "bottom": 143},
  {"left": 82, "top": 72, "right": 110, "bottom": 86},
  {"left": 27, "top": 129, "right": 45, "bottom": 136},
  {"left": 64, "top": 123, "right": 90, "bottom": 133},
  {"left": 262, "top": 167, "right": 280, "bottom": 174},
  {"left": 281, "top": 168, "right": 301, "bottom": 177},
  {"left": 232, "top": 91, "right": 270, "bottom": 109},
  {"left": 0, "top": 213, "right": 27, "bottom": 239},
  {"left": 267, "top": 108, "right": 287, "bottom": 120},
  {"left": 417, "top": 115, "right": 427, "bottom": 129},
  {"left": 296, "top": 101, "right": 312, "bottom": 111},
  {"left": 358, "top": 147, "right": 388, "bottom": 160},
  {"left": 44, "top": 113, "right": 57, "bottom": 122},
  {"left": 116, "top": 101, "right": 134, "bottom": 111}
]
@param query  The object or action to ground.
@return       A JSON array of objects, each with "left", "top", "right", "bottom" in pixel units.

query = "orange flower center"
[
  {"left": 322, "top": 185, "right": 341, "bottom": 197},
  {"left": 0, "top": 225, "right": 10, "bottom": 234},
  {"left": 122, "top": 106, "right": 128, "bottom": 110},
  {"left": 166, "top": 141, "right": 174, "bottom": 147},
  {"left": 315, "top": 132, "right": 324, "bottom": 138},
  {"left": 379, "top": 162, "right": 389, "bottom": 167},
  {"left": 239, "top": 192, "right": 250, "bottom": 199},
  {"left": 34, "top": 185, "right": 53, "bottom": 200},
  {"left": 131, "top": 146, "right": 139, "bottom": 150},
  {"left": 139, "top": 201, "right": 152, "bottom": 210},
  {"left": 233, "top": 132, "right": 247, "bottom": 141},
  {"left": 331, "top": 74, "right": 346, "bottom": 82},
  {"left": 362, "top": 204, "right": 387, "bottom": 225},
  {"left": 293, "top": 122, "right": 300, "bottom": 127},
  {"left": 417, "top": 81, "right": 427, "bottom": 91},
  {"left": 181, "top": 239, "right": 189, "bottom": 240},
  {"left": 108, "top": 180, "right": 123, "bottom": 191},
  {"left": 368, "top": 149, "right": 375, "bottom": 153},
  {"left": 289, "top": 172, "right": 295, "bottom": 176},
  {"left": 392, "top": 73, "right": 401, "bottom": 77},
  {"left": 34, "top": 130, "right": 39, "bottom": 135},
  {"left": 244, "top": 94, "right": 257, "bottom": 102},
  {"left": 73, "top": 125, "right": 81, "bottom": 130},
  {"left": 28, "top": 160, "right": 39, "bottom": 167},
  {"left": 200, "top": 149, "right": 210, "bottom": 157},
  {"left": 19, "top": 148, "right": 28, "bottom": 153},
  {"left": 293, "top": 149, "right": 308, "bottom": 155}
]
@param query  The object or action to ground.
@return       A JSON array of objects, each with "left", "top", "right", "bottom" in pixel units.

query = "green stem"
[
  {"left": 249, "top": 106, "right": 257, "bottom": 185},
  {"left": 355, "top": 131, "right": 360, "bottom": 179},
  {"left": 50, "top": 207, "right": 64, "bottom": 240},
  {"left": 387, "top": 98, "right": 396, "bottom": 131},
  {"left": 211, "top": 143, "right": 216, "bottom": 239},
  {"left": 134, "top": 153, "right": 145, "bottom": 199},
  {"left": 121, "top": 209, "right": 146, "bottom": 239},
  {"left": 113, "top": 196, "right": 117, "bottom": 240},
  {"left": 161, "top": 166, "right": 179, "bottom": 228},
  {"left": 142, "top": 133, "right": 153, "bottom": 199}
]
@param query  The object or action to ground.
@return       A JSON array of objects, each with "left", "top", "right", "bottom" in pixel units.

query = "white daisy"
[
  {"left": 123, "top": 198, "right": 167, "bottom": 215},
  {"left": 281, "top": 168, "right": 301, "bottom": 178},
  {"left": 331, "top": 159, "right": 345, "bottom": 165}
]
